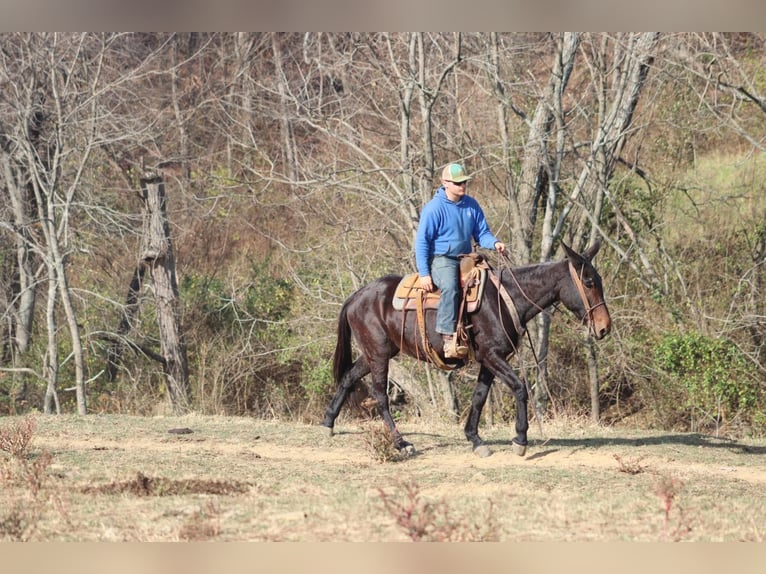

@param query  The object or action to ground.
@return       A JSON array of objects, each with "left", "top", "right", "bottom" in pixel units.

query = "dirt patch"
[{"left": 80, "top": 471, "right": 252, "bottom": 496}]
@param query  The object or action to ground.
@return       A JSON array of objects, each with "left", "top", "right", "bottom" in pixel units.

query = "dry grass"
[
  {"left": 0, "top": 416, "right": 36, "bottom": 458},
  {"left": 0, "top": 413, "right": 764, "bottom": 541},
  {"left": 377, "top": 480, "right": 499, "bottom": 541},
  {"left": 613, "top": 453, "right": 648, "bottom": 475},
  {"left": 178, "top": 501, "right": 223, "bottom": 541},
  {"left": 0, "top": 417, "right": 69, "bottom": 541},
  {"left": 360, "top": 422, "right": 405, "bottom": 463}
]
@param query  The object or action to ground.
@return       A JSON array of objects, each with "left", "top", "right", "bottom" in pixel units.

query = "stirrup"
[{"left": 444, "top": 336, "right": 468, "bottom": 359}]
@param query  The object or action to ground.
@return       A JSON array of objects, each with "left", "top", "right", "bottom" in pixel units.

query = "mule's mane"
[{"left": 505, "top": 258, "right": 567, "bottom": 278}]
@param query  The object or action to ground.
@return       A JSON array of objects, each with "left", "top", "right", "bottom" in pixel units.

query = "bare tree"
[
  {"left": 0, "top": 135, "right": 39, "bottom": 409},
  {"left": 482, "top": 33, "right": 661, "bottom": 420},
  {"left": 140, "top": 175, "right": 190, "bottom": 413},
  {"left": 0, "top": 33, "right": 112, "bottom": 413},
  {"left": 563, "top": 33, "right": 661, "bottom": 421}
]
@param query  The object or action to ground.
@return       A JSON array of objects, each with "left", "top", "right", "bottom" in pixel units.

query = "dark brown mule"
[{"left": 321, "top": 242, "right": 612, "bottom": 457}]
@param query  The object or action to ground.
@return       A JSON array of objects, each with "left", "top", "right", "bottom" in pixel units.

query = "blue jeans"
[{"left": 431, "top": 256, "right": 461, "bottom": 335}]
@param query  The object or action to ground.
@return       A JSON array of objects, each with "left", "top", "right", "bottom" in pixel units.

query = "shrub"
[
  {"left": 654, "top": 331, "right": 763, "bottom": 430},
  {"left": 377, "top": 481, "right": 499, "bottom": 541},
  {"left": 180, "top": 263, "right": 294, "bottom": 338},
  {"left": 0, "top": 416, "right": 36, "bottom": 458}
]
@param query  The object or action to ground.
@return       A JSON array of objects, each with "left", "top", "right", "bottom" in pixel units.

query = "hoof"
[
  {"left": 473, "top": 444, "right": 492, "bottom": 458},
  {"left": 320, "top": 424, "right": 334, "bottom": 438},
  {"left": 397, "top": 442, "right": 416, "bottom": 457},
  {"left": 511, "top": 440, "right": 527, "bottom": 457}
]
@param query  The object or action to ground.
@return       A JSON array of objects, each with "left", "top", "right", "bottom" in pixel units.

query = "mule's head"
[{"left": 561, "top": 241, "right": 612, "bottom": 340}]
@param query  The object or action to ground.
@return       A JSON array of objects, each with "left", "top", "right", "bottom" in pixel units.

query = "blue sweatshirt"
[{"left": 415, "top": 186, "right": 499, "bottom": 277}]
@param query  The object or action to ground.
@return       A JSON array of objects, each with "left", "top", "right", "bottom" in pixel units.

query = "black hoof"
[{"left": 319, "top": 424, "right": 334, "bottom": 437}]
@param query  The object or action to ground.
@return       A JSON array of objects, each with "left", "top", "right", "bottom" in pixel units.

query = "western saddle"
[{"left": 392, "top": 253, "right": 490, "bottom": 369}]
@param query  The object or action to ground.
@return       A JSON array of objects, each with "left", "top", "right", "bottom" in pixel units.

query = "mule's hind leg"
[
  {"left": 368, "top": 361, "right": 414, "bottom": 454},
  {"left": 320, "top": 358, "right": 370, "bottom": 435}
]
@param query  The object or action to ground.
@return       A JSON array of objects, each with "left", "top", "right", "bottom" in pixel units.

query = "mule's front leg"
[
  {"left": 482, "top": 355, "right": 529, "bottom": 456},
  {"left": 508, "top": 375, "right": 529, "bottom": 456},
  {"left": 464, "top": 366, "right": 495, "bottom": 457},
  {"left": 510, "top": 385, "right": 529, "bottom": 456}
]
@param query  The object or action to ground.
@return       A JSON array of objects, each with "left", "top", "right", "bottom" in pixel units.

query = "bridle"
[{"left": 567, "top": 260, "right": 607, "bottom": 335}]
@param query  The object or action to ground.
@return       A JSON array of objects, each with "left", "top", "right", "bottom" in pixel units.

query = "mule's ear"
[
  {"left": 584, "top": 240, "right": 602, "bottom": 261},
  {"left": 561, "top": 242, "right": 579, "bottom": 262},
  {"left": 562, "top": 242, "right": 589, "bottom": 269},
  {"left": 562, "top": 240, "right": 600, "bottom": 263}
]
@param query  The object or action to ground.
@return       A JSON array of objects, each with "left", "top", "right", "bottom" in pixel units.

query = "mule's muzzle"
[
  {"left": 594, "top": 324, "right": 610, "bottom": 340},
  {"left": 590, "top": 302, "right": 611, "bottom": 340}
]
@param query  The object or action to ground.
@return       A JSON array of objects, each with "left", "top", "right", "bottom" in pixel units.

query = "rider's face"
[{"left": 443, "top": 179, "right": 467, "bottom": 201}]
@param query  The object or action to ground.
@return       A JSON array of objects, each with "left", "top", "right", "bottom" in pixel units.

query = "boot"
[{"left": 443, "top": 333, "right": 468, "bottom": 359}]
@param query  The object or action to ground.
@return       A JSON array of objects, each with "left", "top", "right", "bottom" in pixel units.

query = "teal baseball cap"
[{"left": 441, "top": 163, "right": 471, "bottom": 183}]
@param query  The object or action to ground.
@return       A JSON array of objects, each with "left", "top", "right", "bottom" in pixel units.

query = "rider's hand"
[
  {"left": 419, "top": 275, "right": 435, "bottom": 292},
  {"left": 494, "top": 242, "right": 507, "bottom": 255}
]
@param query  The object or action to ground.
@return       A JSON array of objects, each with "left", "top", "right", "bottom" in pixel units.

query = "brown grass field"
[{"left": 1, "top": 412, "right": 765, "bottom": 542}]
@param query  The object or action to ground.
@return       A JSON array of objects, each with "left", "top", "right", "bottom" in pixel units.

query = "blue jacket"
[{"left": 415, "top": 186, "right": 499, "bottom": 277}]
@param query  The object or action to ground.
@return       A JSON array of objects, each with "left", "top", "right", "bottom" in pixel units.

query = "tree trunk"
[
  {"left": 43, "top": 258, "right": 60, "bottom": 414},
  {"left": 140, "top": 175, "right": 190, "bottom": 413},
  {"left": 586, "top": 337, "right": 600, "bottom": 424},
  {"left": 21, "top": 143, "right": 88, "bottom": 414},
  {"left": 271, "top": 33, "right": 299, "bottom": 183},
  {"left": 534, "top": 312, "right": 552, "bottom": 418},
  {"left": 3, "top": 164, "right": 36, "bottom": 357},
  {"left": 1, "top": 154, "right": 37, "bottom": 410},
  {"left": 515, "top": 33, "right": 580, "bottom": 264},
  {"left": 106, "top": 263, "right": 147, "bottom": 381},
  {"left": 440, "top": 370, "right": 459, "bottom": 423},
  {"left": 55, "top": 251, "right": 87, "bottom": 415}
]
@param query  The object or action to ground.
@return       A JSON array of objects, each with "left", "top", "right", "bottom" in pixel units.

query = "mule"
[{"left": 320, "top": 241, "right": 612, "bottom": 457}]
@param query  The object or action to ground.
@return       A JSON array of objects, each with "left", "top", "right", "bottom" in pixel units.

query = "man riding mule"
[
  {"left": 415, "top": 163, "right": 507, "bottom": 359},
  {"left": 321, "top": 165, "right": 612, "bottom": 458}
]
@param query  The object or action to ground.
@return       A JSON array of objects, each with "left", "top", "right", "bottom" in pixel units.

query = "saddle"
[
  {"left": 392, "top": 254, "right": 488, "bottom": 312},
  {"left": 392, "top": 253, "right": 490, "bottom": 370}
]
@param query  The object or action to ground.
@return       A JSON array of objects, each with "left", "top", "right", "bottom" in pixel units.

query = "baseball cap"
[{"left": 441, "top": 163, "right": 471, "bottom": 183}]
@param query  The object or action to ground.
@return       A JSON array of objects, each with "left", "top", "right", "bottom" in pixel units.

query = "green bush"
[
  {"left": 180, "top": 263, "right": 293, "bottom": 338},
  {"left": 654, "top": 331, "right": 763, "bottom": 428}
]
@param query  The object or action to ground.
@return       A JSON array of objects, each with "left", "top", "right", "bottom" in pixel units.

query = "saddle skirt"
[{"left": 392, "top": 255, "right": 488, "bottom": 313}]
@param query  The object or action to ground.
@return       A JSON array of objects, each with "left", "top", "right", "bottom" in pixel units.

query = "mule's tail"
[{"left": 333, "top": 299, "right": 353, "bottom": 385}]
